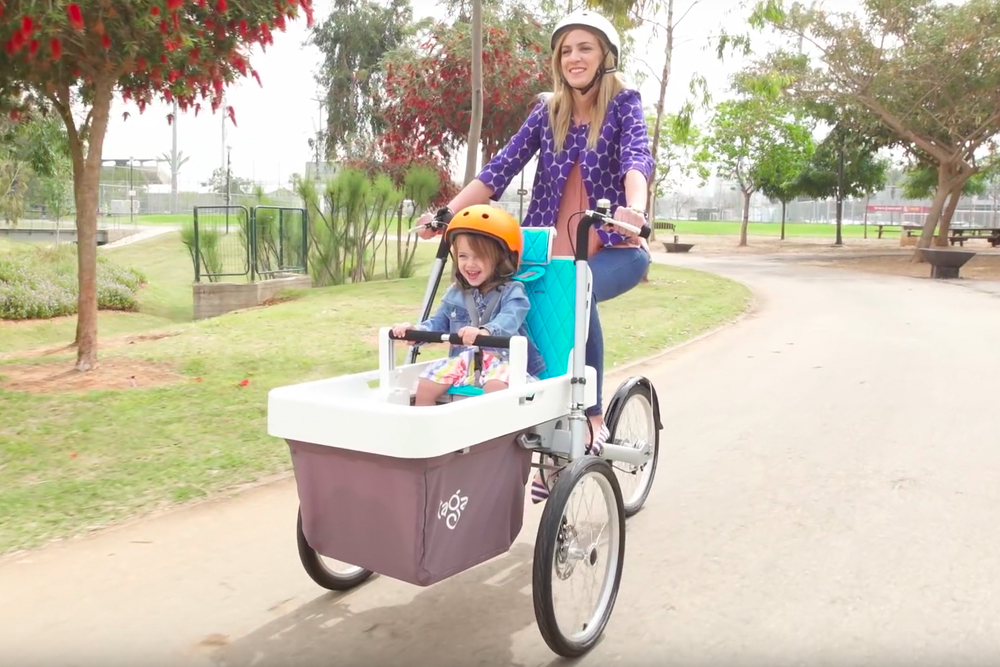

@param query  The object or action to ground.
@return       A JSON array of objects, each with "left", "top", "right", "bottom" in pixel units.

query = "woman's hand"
[
  {"left": 607, "top": 205, "right": 647, "bottom": 238},
  {"left": 415, "top": 212, "right": 441, "bottom": 240}
]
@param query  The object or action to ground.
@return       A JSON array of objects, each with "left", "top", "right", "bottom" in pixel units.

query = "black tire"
[
  {"left": 604, "top": 378, "right": 661, "bottom": 517},
  {"left": 532, "top": 456, "right": 626, "bottom": 658},
  {"left": 296, "top": 507, "right": 374, "bottom": 591}
]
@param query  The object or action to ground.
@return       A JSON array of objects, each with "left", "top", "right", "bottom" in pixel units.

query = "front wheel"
[
  {"left": 532, "top": 456, "right": 626, "bottom": 658},
  {"left": 604, "top": 379, "right": 660, "bottom": 517},
  {"left": 296, "top": 507, "right": 373, "bottom": 591}
]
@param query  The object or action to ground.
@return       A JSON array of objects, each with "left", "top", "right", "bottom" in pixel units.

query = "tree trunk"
[
  {"left": 913, "top": 161, "right": 969, "bottom": 260},
  {"left": 645, "top": 0, "right": 675, "bottom": 242},
  {"left": 934, "top": 184, "right": 962, "bottom": 247},
  {"left": 780, "top": 200, "right": 787, "bottom": 240},
  {"left": 834, "top": 129, "right": 844, "bottom": 246},
  {"left": 739, "top": 190, "right": 751, "bottom": 247},
  {"left": 462, "top": 0, "right": 484, "bottom": 186},
  {"left": 70, "top": 78, "right": 116, "bottom": 371},
  {"left": 911, "top": 166, "right": 952, "bottom": 261}
]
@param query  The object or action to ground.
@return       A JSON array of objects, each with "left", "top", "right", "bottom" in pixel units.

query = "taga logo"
[{"left": 438, "top": 490, "right": 469, "bottom": 530}]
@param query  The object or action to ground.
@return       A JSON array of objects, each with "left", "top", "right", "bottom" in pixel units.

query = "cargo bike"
[{"left": 266, "top": 199, "right": 662, "bottom": 658}]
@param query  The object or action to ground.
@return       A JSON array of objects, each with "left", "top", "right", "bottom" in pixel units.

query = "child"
[{"left": 392, "top": 205, "right": 545, "bottom": 406}]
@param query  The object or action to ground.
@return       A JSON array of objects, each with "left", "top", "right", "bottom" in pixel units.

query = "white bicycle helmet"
[{"left": 550, "top": 11, "right": 621, "bottom": 70}]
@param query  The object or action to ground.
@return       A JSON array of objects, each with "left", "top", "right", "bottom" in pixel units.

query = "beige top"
[{"left": 552, "top": 160, "right": 642, "bottom": 258}]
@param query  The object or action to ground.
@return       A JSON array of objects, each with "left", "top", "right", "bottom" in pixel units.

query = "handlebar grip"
[{"left": 389, "top": 330, "right": 512, "bottom": 349}]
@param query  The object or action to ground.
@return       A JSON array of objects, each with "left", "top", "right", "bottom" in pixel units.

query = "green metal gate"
[{"left": 193, "top": 205, "right": 308, "bottom": 282}]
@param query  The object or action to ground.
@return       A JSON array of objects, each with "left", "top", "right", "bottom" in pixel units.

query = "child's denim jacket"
[{"left": 415, "top": 280, "right": 546, "bottom": 378}]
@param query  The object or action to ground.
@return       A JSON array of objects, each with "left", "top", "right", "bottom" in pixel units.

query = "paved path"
[{"left": 4, "top": 254, "right": 1000, "bottom": 666}]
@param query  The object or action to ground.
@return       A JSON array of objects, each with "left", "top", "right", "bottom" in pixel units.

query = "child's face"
[{"left": 454, "top": 235, "right": 495, "bottom": 288}]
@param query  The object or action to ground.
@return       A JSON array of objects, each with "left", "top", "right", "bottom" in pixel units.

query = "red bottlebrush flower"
[
  {"left": 217, "top": 0, "right": 227, "bottom": 12},
  {"left": 49, "top": 39, "right": 61, "bottom": 60},
  {"left": 194, "top": 103, "right": 201, "bottom": 117},
  {"left": 67, "top": 3, "right": 84, "bottom": 30},
  {"left": 101, "top": 34, "right": 111, "bottom": 49},
  {"left": 275, "top": 15, "right": 286, "bottom": 31},
  {"left": 28, "top": 39, "right": 39, "bottom": 56},
  {"left": 22, "top": 16, "right": 34, "bottom": 34},
  {"left": 151, "top": 6, "right": 160, "bottom": 16},
  {"left": 160, "top": 20, "right": 168, "bottom": 34},
  {"left": 167, "top": 0, "right": 184, "bottom": 8},
  {"left": 122, "top": 111, "right": 130, "bottom": 121},
  {"left": 160, "top": 54, "right": 168, "bottom": 64},
  {"left": 250, "top": 69, "right": 262, "bottom": 87},
  {"left": 238, "top": 19, "right": 248, "bottom": 38}
]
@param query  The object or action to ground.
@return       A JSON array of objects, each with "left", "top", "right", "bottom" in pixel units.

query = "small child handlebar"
[{"left": 389, "top": 329, "right": 513, "bottom": 349}]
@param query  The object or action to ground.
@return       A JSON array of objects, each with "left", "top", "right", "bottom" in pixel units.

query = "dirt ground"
[
  {"left": 0, "top": 356, "right": 187, "bottom": 394},
  {"left": 658, "top": 234, "right": 1000, "bottom": 281},
  {"left": 0, "top": 331, "right": 187, "bottom": 394}
]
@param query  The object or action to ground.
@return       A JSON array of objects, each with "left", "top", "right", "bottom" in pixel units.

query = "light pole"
[{"left": 225, "top": 145, "right": 232, "bottom": 234}]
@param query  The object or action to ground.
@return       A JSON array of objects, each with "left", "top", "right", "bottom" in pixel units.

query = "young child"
[{"left": 392, "top": 205, "right": 545, "bottom": 406}]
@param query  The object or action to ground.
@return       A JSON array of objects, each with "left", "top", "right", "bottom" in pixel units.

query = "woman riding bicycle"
[{"left": 417, "top": 10, "right": 654, "bottom": 452}]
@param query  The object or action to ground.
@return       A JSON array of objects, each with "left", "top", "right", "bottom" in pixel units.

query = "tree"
[
  {"left": 705, "top": 96, "right": 805, "bottom": 246},
  {"left": 0, "top": 107, "right": 67, "bottom": 226},
  {"left": 463, "top": 0, "right": 484, "bottom": 185},
  {"left": 746, "top": 0, "right": 1000, "bottom": 260},
  {"left": 379, "top": 7, "right": 550, "bottom": 170},
  {"left": 793, "top": 124, "right": 889, "bottom": 244},
  {"left": 756, "top": 118, "right": 813, "bottom": 240},
  {"left": 201, "top": 167, "right": 254, "bottom": 197},
  {"left": 645, "top": 110, "right": 710, "bottom": 218},
  {"left": 0, "top": 0, "right": 313, "bottom": 370},
  {"left": 309, "top": 0, "right": 412, "bottom": 160}
]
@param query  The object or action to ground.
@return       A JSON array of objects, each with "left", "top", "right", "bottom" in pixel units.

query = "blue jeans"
[{"left": 586, "top": 246, "right": 652, "bottom": 417}]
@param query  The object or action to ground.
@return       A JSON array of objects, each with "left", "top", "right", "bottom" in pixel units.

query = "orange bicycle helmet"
[{"left": 445, "top": 204, "right": 523, "bottom": 268}]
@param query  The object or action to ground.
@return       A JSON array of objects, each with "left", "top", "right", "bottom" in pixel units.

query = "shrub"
[{"left": 0, "top": 245, "right": 146, "bottom": 320}]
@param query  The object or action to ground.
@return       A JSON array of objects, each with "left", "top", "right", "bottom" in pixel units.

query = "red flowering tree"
[
  {"left": 0, "top": 0, "right": 313, "bottom": 371},
  {"left": 379, "top": 16, "right": 550, "bottom": 171}
]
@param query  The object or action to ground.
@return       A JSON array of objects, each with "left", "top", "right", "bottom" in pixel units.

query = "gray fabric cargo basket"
[{"left": 289, "top": 431, "right": 533, "bottom": 587}]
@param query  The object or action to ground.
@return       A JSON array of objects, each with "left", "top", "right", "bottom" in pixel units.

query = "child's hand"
[
  {"left": 458, "top": 326, "right": 487, "bottom": 346},
  {"left": 391, "top": 323, "right": 412, "bottom": 339}
]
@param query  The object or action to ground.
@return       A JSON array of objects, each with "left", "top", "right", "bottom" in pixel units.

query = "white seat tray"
[{"left": 267, "top": 364, "right": 597, "bottom": 460}]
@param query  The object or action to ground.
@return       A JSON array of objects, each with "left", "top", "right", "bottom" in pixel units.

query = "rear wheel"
[
  {"left": 605, "top": 380, "right": 660, "bottom": 517},
  {"left": 296, "top": 507, "right": 373, "bottom": 591}
]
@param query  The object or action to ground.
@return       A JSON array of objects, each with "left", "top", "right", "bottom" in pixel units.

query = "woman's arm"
[
  {"left": 617, "top": 90, "right": 655, "bottom": 208},
  {"left": 475, "top": 100, "right": 546, "bottom": 201},
  {"left": 623, "top": 169, "right": 648, "bottom": 212}
]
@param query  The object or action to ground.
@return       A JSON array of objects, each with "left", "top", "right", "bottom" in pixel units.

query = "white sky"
[{"left": 98, "top": 0, "right": 860, "bottom": 192}]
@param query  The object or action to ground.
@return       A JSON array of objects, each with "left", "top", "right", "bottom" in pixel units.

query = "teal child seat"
[{"left": 446, "top": 226, "right": 580, "bottom": 397}]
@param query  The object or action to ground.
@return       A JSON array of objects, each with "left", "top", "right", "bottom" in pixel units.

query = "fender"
[{"left": 603, "top": 375, "right": 663, "bottom": 432}]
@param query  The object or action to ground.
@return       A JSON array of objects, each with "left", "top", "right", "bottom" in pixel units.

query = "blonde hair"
[{"left": 547, "top": 29, "right": 626, "bottom": 152}]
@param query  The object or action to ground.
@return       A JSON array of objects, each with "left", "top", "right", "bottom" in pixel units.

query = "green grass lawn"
[
  {"left": 0, "top": 233, "right": 752, "bottom": 554},
  {"left": 658, "top": 219, "right": 895, "bottom": 238}
]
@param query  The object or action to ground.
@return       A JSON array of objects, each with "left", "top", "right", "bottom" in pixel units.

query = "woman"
[{"left": 417, "top": 10, "right": 654, "bottom": 451}]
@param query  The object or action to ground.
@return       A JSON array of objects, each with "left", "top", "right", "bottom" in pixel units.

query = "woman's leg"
[{"left": 584, "top": 246, "right": 652, "bottom": 423}]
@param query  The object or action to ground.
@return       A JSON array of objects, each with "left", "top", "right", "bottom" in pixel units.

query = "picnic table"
[{"left": 947, "top": 227, "right": 1000, "bottom": 247}]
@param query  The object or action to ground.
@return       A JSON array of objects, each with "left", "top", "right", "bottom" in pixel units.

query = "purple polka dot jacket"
[{"left": 476, "top": 88, "right": 655, "bottom": 247}]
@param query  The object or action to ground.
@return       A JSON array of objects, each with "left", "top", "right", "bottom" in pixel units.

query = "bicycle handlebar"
[
  {"left": 575, "top": 198, "right": 651, "bottom": 261},
  {"left": 389, "top": 329, "right": 513, "bottom": 349}
]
